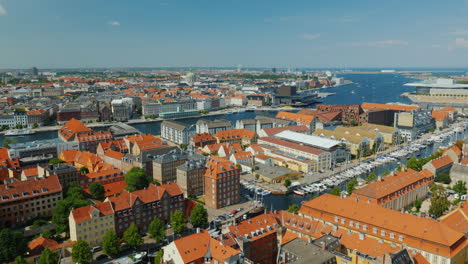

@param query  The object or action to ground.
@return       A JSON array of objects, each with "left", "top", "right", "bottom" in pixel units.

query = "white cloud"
[
  {"left": 351, "top": 40, "right": 409, "bottom": 47},
  {"left": 450, "top": 29, "right": 468, "bottom": 35},
  {"left": 302, "top": 33, "right": 320, "bottom": 40},
  {"left": 108, "top": 21, "right": 120, "bottom": 26},
  {"left": 0, "top": 4, "right": 6, "bottom": 16}
]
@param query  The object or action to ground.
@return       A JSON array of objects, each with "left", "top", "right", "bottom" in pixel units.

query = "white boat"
[
  {"left": 5, "top": 129, "right": 36, "bottom": 136},
  {"left": 262, "top": 190, "right": 271, "bottom": 196},
  {"left": 293, "top": 190, "right": 305, "bottom": 196}
]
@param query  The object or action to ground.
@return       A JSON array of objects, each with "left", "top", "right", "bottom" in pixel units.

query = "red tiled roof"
[
  {"left": 173, "top": 230, "right": 240, "bottom": 263},
  {"left": 362, "top": 102, "right": 419, "bottom": 112},
  {"left": 430, "top": 155, "right": 453, "bottom": 169},
  {"left": 71, "top": 201, "right": 114, "bottom": 223},
  {"left": 214, "top": 129, "right": 256, "bottom": 141},
  {"left": 0, "top": 175, "right": 62, "bottom": 203},
  {"left": 258, "top": 137, "right": 323, "bottom": 155},
  {"left": 58, "top": 118, "right": 92, "bottom": 141},
  {"left": 261, "top": 125, "right": 309, "bottom": 137}
]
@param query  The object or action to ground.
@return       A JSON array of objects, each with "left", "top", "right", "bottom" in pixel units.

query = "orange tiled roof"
[
  {"left": 214, "top": 129, "right": 256, "bottom": 141},
  {"left": 261, "top": 125, "right": 310, "bottom": 137},
  {"left": 204, "top": 156, "right": 239, "bottom": 179},
  {"left": 0, "top": 175, "right": 62, "bottom": 203},
  {"left": 299, "top": 194, "right": 467, "bottom": 257},
  {"left": 22, "top": 167, "right": 39, "bottom": 178},
  {"left": 193, "top": 133, "right": 216, "bottom": 143},
  {"left": 275, "top": 111, "right": 316, "bottom": 125},
  {"left": 71, "top": 201, "right": 114, "bottom": 223},
  {"left": 173, "top": 230, "right": 240, "bottom": 263},
  {"left": 440, "top": 206, "right": 468, "bottom": 233},
  {"left": 444, "top": 145, "right": 462, "bottom": 157},
  {"left": 430, "top": 155, "right": 453, "bottom": 169},
  {"left": 440, "top": 106, "right": 457, "bottom": 112},
  {"left": 232, "top": 151, "right": 253, "bottom": 161},
  {"left": 108, "top": 183, "right": 183, "bottom": 211},
  {"left": 228, "top": 213, "right": 279, "bottom": 241},
  {"left": 362, "top": 102, "right": 419, "bottom": 112},
  {"left": 58, "top": 118, "right": 92, "bottom": 141},
  {"left": 352, "top": 169, "right": 433, "bottom": 202},
  {"left": 432, "top": 110, "right": 449, "bottom": 121}
]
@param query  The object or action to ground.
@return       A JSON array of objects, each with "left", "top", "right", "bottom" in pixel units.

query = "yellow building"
[{"left": 69, "top": 201, "right": 115, "bottom": 245}]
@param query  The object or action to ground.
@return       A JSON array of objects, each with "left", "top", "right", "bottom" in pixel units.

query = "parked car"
[
  {"left": 237, "top": 207, "right": 243, "bottom": 212},
  {"left": 227, "top": 213, "right": 234, "bottom": 218},
  {"left": 96, "top": 254, "right": 108, "bottom": 261},
  {"left": 218, "top": 215, "right": 226, "bottom": 220},
  {"left": 91, "top": 246, "right": 102, "bottom": 253},
  {"left": 231, "top": 209, "right": 238, "bottom": 214}
]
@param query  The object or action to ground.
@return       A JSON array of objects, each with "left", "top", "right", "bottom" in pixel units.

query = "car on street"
[
  {"left": 91, "top": 246, "right": 102, "bottom": 253},
  {"left": 237, "top": 207, "right": 243, "bottom": 212},
  {"left": 231, "top": 209, "right": 238, "bottom": 214},
  {"left": 218, "top": 215, "right": 226, "bottom": 220},
  {"left": 96, "top": 254, "right": 109, "bottom": 261},
  {"left": 213, "top": 217, "right": 220, "bottom": 222},
  {"left": 227, "top": 213, "right": 234, "bottom": 218}
]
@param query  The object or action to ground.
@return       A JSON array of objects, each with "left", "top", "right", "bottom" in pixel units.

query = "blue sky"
[{"left": 1, "top": 0, "right": 468, "bottom": 69}]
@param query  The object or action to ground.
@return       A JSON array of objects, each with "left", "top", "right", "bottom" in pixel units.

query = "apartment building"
[
  {"left": 204, "top": 157, "right": 241, "bottom": 209},
  {"left": 228, "top": 213, "right": 279, "bottom": 264},
  {"left": 0, "top": 175, "right": 63, "bottom": 227},
  {"left": 394, "top": 110, "right": 434, "bottom": 142},
  {"left": 163, "top": 230, "right": 242, "bottom": 264},
  {"left": 37, "top": 163, "right": 80, "bottom": 190},
  {"left": 151, "top": 150, "right": 188, "bottom": 184},
  {"left": 191, "top": 132, "right": 217, "bottom": 148},
  {"left": 196, "top": 119, "right": 232, "bottom": 134},
  {"left": 316, "top": 104, "right": 363, "bottom": 124},
  {"left": 176, "top": 159, "right": 207, "bottom": 197},
  {"left": 69, "top": 201, "right": 115, "bottom": 245},
  {"left": 214, "top": 129, "right": 258, "bottom": 145},
  {"left": 109, "top": 183, "right": 186, "bottom": 235},
  {"left": 8, "top": 138, "right": 79, "bottom": 160},
  {"left": 161, "top": 120, "right": 191, "bottom": 145},
  {"left": 351, "top": 169, "right": 434, "bottom": 210}
]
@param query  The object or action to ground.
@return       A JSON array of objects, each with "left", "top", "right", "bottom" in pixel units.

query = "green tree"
[
  {"left": 123, "top": 223, "right": 143, "bottom": 250},
  {"left": 32, "top": 123, "right": 39, "bottom": 128},
  {"left": 414, "top": 199, "right": 422, "bottom": 211},
  {"left": 284, "top": 178, "right": 292, "bottom": 188},
  {"left": 453, "top": 181, "right": 467, "bottom": 195},
  {"left": 347, "top": 178, "right": 358, "bottom": 195},
  {"left": 80, "top": 166, "right": 89, "bottom": 174},
  {"left": 236, "top": 164, "right": 242, "bottom": 170},
  {"left": 190, "top": 204, "right": 208, "bottom": 229},
  {"left": 287, "top": 204, "right": 300, "bottom": 214},
  {"left": 148, "top": 218, "right": 166, "bottom": 243},
  {"left": 179, "top": 144, "right": 188, "bottom": 150},
  {"left": 52, "top": 184, "right": 90, "bottom": 234},
  {"left": 154, "top": 249, "right": 164, "bottom": 264},
  {"left": 396, "top": 165, "right": 402, "bottom": 172},
  {"left": 170, "top": 210, "right": 186, "bottom": 235},
  {"left": 48, "top": 158, "right": 64, "bottom": 165},
  {"left": 2, "top": 137, "right": 17, "bottom": 148},
  {"left": 102, "top": 230, "right": 121, "bottom": 257},
  {"left": 12, "top": 256, "right": 27, "bottom": 264},
  {"left": 406, "top": 157, "right": 424, "bottom": 171},
  {"left": 37, "top": 247, "right": 59, "bottom": 264},
  {"left": 435, "top": 173, "right": 451, "bottom": 184},
  {"left": 0, "top": 228, "right": 28, "bottom": 263},
  {"left": 429, "top": 189, "right": 450, "bottom": 218},
  {"left": 89, "top": 182, "right": 105, "bottom": 200},
  {"left": 125, "top": 167, "right": 150, "bottom": 191},
  {"left": 72, "top": 240, "right": 92, "bottom": 264},
  {"left": 330, "top": 186, "right": 341, "bottom": 196},
  {"left": 365, "top": 172, "right": 376, "bottom": 183}
]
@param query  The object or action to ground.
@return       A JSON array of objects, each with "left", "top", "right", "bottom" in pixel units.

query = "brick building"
[
  {"left": 204, "top": 157, "right": 240, "bottom": 209},
  {"left": 228, "top": 213, "right": 279, "bottom": 264},
  {"left": 0, "top": 175, "right": 63, "bottom": 227},
  {"left": 108, "top": 183, "right": 186, "bottom": 235},
  {"left": 316, "top": 104, "right": 363, "bottom": 124}
]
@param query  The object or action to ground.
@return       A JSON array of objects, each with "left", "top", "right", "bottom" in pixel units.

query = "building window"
[
  {"left": 381, "top": 230, "right": 386, "bottom": 236},
  {"left": 373, "top": 228, "right": 377, "bottom": 234}
]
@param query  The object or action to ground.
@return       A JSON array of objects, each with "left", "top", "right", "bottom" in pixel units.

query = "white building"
[
  {"left": 111, "top": 98, "right": 134, "bottom": 121},
  {"left": 161, "top": 120, "right": 191, "bottom": 145},
  {"left": 394, "top": 110, "right": 434, "bottom": 141}
]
